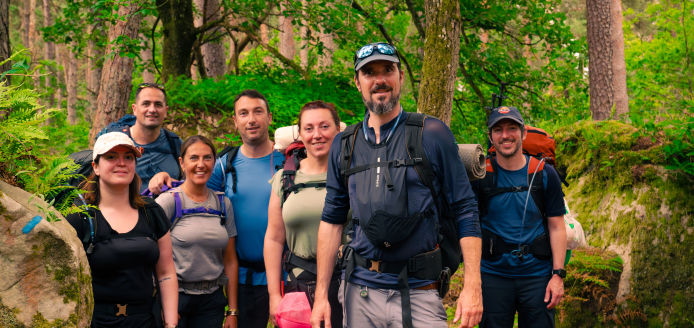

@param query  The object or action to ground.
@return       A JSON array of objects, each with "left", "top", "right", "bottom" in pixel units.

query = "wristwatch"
[
  {"left": 552, "top": 269, "right": 566, "bottom": 279},
  {"left": 226, "top": 309, "right": 239, "bottom": 317}
]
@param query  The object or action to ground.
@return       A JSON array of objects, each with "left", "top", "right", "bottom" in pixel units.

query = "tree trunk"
[
  {"left": 300, "top": 0, "right": 309, "bottom": 69},
  {"left": 43, "top": 0, "right": 55, "bottom": 106},
  {"left": 0, "top": 0, "right": 11, "bottom": 85},
  {"left": 611, "top": 0, "right": 629, "bottom": 118},
  {"left": 279, "top": 1, "right": 294, "bottom": 60},
  {"left": 55, "top": 44, "right": 64, "bottom": 109},
  {"left": 261, "top": 23, "right": 271, "bottom": 64},
  {"left": 21, "top": 0, "right": 29, "bottom": 47},
  {"left": 88, "top": 6, "right": 143, "bottom": 145},
  {"left": 88, "top": 15, "right": 104, "bottom": 114},
  {"left": 417, "top": 0, "right": 461, "bottom": 126},
  {"left": 317, "top": 30, "right": 334, "bottom": 71},
  {"left": 195, "top": 0, "right": 226, "bottom": 79},
  {"left": 157, "top": 0, "right": 196, "bottom": 83},
  {"left": 28, "top": 0, "right": 39, "bottom": 89},
  {"left": 586, "top": 0, "right": 614, "bottom": 121},
  {"left": 142, "top": 38, "right": 155, "bottom": 83},
  {"left": 66, "top": 41, "right": 77, "bottom": 125}
]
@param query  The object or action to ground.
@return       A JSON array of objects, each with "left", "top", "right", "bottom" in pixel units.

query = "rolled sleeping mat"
[{"left": 457, "top": 144, "right": 486, "bottom": 181}]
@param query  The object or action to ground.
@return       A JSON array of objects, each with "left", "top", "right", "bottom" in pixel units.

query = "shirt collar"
[{"left": 363, "top": 106, "right": 405, "bottom": 144}]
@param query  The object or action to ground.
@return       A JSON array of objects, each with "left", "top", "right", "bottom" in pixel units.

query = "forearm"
[
  {"left": 264, "top": 238, "right": 286, "bottom": 298},
  {"left": 224, "top": 238, "right": 239, "bottom": 310},
  {"left": 157, "top": 268, "right": 179, "bottom": 325},
  {"left": 548, "top": 216, "right": 567, "bottom": 270},
  {"left": 315, "top": 221, "right": 343, "bottom": 300},
  {"left": 460, "top": 237, "right": 482, "bottom": 286}
]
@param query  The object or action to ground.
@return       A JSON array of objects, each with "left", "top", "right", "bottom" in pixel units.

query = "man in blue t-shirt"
[
  {"left": 206, "top": 90, "right": 283, "bottom": 328},
  {"left": 128, "top": 84, "right": 182, "bottom": 193},
  {"left": 471, "top": 106, "right": 566, "bottom": 328}
]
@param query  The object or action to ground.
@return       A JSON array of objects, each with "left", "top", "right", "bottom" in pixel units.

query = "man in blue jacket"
[
  {"left": 472, "top": 106, "right": 566, "bottom": 327},
  {"left": 311, "top": 42, "right": 483, "bottom": 328}
]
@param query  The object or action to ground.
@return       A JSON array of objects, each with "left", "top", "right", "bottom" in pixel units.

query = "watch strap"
[{"left": 552, "top": 269, "right": 566, "bottom": 279}]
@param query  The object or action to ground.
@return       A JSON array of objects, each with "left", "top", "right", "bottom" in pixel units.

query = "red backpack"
[{"left": 280, "top": 141, "right": 325, "bottom": 206}]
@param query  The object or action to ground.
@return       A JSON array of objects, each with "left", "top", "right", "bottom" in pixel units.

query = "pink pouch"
[{"left": 276, "top": 292, "right": 312, "bottom": 328}]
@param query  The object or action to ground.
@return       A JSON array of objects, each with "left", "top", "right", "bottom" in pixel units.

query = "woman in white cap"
[{"left": 66, "top": 132, "right": 179, "bottom": 328}]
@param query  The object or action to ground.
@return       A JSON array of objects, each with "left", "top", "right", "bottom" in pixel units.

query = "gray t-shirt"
[{"left": 156, "top": 187, "right": 236, "bottom": 294}]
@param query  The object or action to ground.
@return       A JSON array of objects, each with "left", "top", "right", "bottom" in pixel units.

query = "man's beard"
[
  {"left": 496, "top": 139, "right": 522, "bottom": 159},
  {"left": 363, "top": 83, "right": 400, "bottom": 115}
]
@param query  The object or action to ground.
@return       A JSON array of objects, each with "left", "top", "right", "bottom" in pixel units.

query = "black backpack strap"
[
  {"left": 218, "top": 146, "right": 240, "bottom": 193},
  {"left": 339, "top": 123, "right": 361, "bottom": 188},
  {"left": 142, "top": 196, "right": 168, "bottom": 241},
  {"left": 163, "top": 130, "right": 182, "bottom": 179}
]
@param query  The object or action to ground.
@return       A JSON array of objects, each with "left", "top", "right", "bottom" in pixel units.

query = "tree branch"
[
  {"left": 459, "top": 62, "right": 486, "bottom": 110},
  {"left": 244, "top": 27, "right": 309, "bottom": 80},
  {"left": 352, "top": 0, "right": 418, "bottom": 102},
  {"left": 151, "top": 15, "right": 162, "bottom": 79},
  {"left": 405, "top": 0, "right": 425, "bottom": 40}
]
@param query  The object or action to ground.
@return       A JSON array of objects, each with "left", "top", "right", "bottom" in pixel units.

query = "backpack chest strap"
[
  {"left": 173, "top": 192, "right": 226, "bottom": 224},
  {"left": 341, "top": 158, "right": 423, "bottom": 190}
]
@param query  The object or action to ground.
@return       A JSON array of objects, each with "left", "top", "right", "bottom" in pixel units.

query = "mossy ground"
[{"left": 554, "top": 120, "right": 694, "bottom": 327}]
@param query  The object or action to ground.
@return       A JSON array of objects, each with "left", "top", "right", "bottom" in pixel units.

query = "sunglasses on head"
[
  {"left": 355, "top": 43, "right": 397, "bottom": 60},
  {"left": 137, "top": 83, "right": 165, "bottom": 91}
]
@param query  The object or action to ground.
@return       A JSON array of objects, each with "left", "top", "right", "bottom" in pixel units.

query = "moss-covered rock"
[
  {"left": 555, "top": 120, "right": 694, "bottom": 327},
  {"left": 0, "top": 181, "right": 92, "bottom": 327}
]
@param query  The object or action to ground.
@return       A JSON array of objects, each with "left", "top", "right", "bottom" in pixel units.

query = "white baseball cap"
[{"left": 92, "top": 132, "right": 142, "bottom": 162}]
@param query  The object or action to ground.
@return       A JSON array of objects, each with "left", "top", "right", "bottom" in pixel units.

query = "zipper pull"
[{"left": 489, "top": 239, "right": 494, "bottom": 255}]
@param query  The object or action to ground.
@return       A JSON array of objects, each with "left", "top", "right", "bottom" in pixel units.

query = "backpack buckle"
[
  {"left": 483, "top": 188, "right": 491, "bottom": 194},
  {"left": 512, "top": 186, "right": 523, "bottom": 193},
  {"left": 369, "top": 260, "right": 382, "bottom": 273},
  {"left": 115, "top": 304, "right": 128, "bottom": 316},
  {"left": 393, "top": 159, "right": 407, "bottom": 167}
]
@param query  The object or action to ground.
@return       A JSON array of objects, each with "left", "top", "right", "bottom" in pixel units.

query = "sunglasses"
[
  {"left": 137, "top": 82, "right": 165, "bottom": 91},
  {"left": 355, "top": 43, "right": 397, "bottom": 60}
]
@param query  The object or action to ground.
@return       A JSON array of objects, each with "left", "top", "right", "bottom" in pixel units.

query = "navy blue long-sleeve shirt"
[{"left": 321, "top": 109, "right": 480, "bottom": 288}]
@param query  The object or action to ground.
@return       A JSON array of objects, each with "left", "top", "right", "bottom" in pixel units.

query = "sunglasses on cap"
[
  {"left": 137, "top": 82, "right": 165, "bottom": 91},
  {"left": 354, "top": 43, "right": 397, "bottom": 60}
]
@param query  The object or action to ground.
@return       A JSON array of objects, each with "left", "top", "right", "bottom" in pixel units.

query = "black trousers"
[
  {"left": 178, "top": 288, "right": 228, "bottom": 328},
  {"left": 238, "top": 283, "right": 270, "bottom": 328},
  {"left": 285, "top": 271, "right": 343, "bottom": 328},
  {"left": 479, "top": 272, "right": 555, "bottom": 328}
]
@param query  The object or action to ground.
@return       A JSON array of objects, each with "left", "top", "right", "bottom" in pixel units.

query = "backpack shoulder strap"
[
  {"left": 477, "top": 157, "right": 498, "bottom": 218},
  {"left": 527, "top": 156, "right": 546, "bottom": 219},
  {"left": 281, "top": 154, "right": 300, "bottom": 205},
  {"left": 404, "top": 113, "right": 450, "bottom": 215},
  {"left": 217, "top": 146, "right": 240, "bottom": 193},
  {"left": 340, "top": 123, "right": 361, "bottom": 188},
  {"left": 213, "top": 191, "right": 227, "bottom": 226},
  {"left": 163, "top": 130, "right": 182, "bottom": 179},
  {"left": 142, "top": 196, "right": 167, "bottom": 240}
]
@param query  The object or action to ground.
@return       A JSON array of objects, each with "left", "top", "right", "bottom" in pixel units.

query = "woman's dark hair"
[
  {"left": 79, "top": 155, "right": 145, "bottom": 208},
  {"left": 179, "top": 135, "right": 217, "bottom": 179},
  {"left": 297, "top": 100, "right": 340, "bottom": 131}
]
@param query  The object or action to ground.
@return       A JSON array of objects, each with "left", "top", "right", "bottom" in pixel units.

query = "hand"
[
  {"left": 545, "top": 274, "right": 564, "bottom": 309},
  {"left": 269, "top": 293, "right": 283, "bottom": 325},
  {"left": 149, "top": 172, "right": 174, "bottom": 195},
  {"left": 453, "top": 282, "right": 483, "bottom": 328},
  {"left": 310, "top": 297, "right": 332, "bottom": 328},
  {"left": 223, "top": 314, "right": 237, "bottom": 328}
]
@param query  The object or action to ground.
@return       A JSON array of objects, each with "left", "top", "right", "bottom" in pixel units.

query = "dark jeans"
[
  {"left": 178, "top": 288, "right": 228, "bottom": 328},
  {"left": 479, "top": 272, "right": 555, "bottom": 328},
  {"left": 238, "top": 283, "right": 270, "bottom": 328},
  {"left": 286, "top": 271, "right": 343, "bottom": 328}
]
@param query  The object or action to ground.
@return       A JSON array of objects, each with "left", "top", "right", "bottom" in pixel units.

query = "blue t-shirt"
[
  {"left": 471, "top": 155, "right": 565, "bottom": 278},
  {"left": 208, "top": 148, "right": 283, "bottom": 285},
  {"left": 133, "top": 129, "right": 182, "bottom": 193},
  {"left": 322, "top": 110, "right": 480, "bottom": 289}
]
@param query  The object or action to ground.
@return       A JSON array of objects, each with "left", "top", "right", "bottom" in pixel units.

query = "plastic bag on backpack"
[
  {"left": 564, "top": 198, "right": 587, "bottom": 250},
  {"left": 276, "top": 292, "right": 312, "bottom": 328}
]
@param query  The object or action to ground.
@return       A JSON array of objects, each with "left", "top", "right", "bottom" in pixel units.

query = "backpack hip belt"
[
  {"left": 283, "top": 250, "right": 318, "bottom": 275},
  {"left": 93, "top": 298, "right": 154, "bottom": 316},
  {"left": 179, "top": 275, "right": 230, "bottom": 291},
  {"left": 239, "top": 259, "right": 266, "bottom": 285},
  {"left": 481, "top": 229, "right": 552, "bottom": 261},
  {"left": 340, "top": 246, "right": 442, "bottom": 281}
]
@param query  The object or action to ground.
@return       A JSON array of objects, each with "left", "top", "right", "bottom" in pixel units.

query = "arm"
[
  {"left": 454, "top": 237, "right": 483, "bottom": 328},
  {"left": 149, "top": 171, "right": 176, "bottom": 195},
  {"left": 545, "top": 215, "right": 566, "bottom": 309},
  {"left": 155, "top": 232, "right": 179, "bottom": 326},
  {"left": 310, "top": 221, "right": 343, "bottom": 328},
  {"left": 223, "top": 237, "right": 239, "bottom": 328},
  {"left": 264, "top": 192, "right": 287, "bottom": 325}
]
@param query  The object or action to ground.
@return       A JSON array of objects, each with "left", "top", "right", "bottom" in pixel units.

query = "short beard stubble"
[{"left": 363, "top": 83, "right": 401, "bottom": 115}]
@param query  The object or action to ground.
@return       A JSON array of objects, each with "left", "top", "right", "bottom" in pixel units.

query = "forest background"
[{"left": 0, "top": 0, "right": 693, "bottom": 326}]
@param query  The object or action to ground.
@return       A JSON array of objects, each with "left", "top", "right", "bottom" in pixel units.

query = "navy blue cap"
[{"left": 487, "top": 106, "right": 525, "bottom": 128}]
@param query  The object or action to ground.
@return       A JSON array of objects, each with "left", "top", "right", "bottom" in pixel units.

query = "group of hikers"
[{"left": 64, "top": 41, "right": 568, "bottom": 328}]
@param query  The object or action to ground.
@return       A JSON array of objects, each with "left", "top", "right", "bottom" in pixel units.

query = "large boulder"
[
  {"left": 0, "top": 181, "right": 92, "bottom": 327},
  {"left": 555, "top": 121, "right": 694, "bottom": 328}
]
